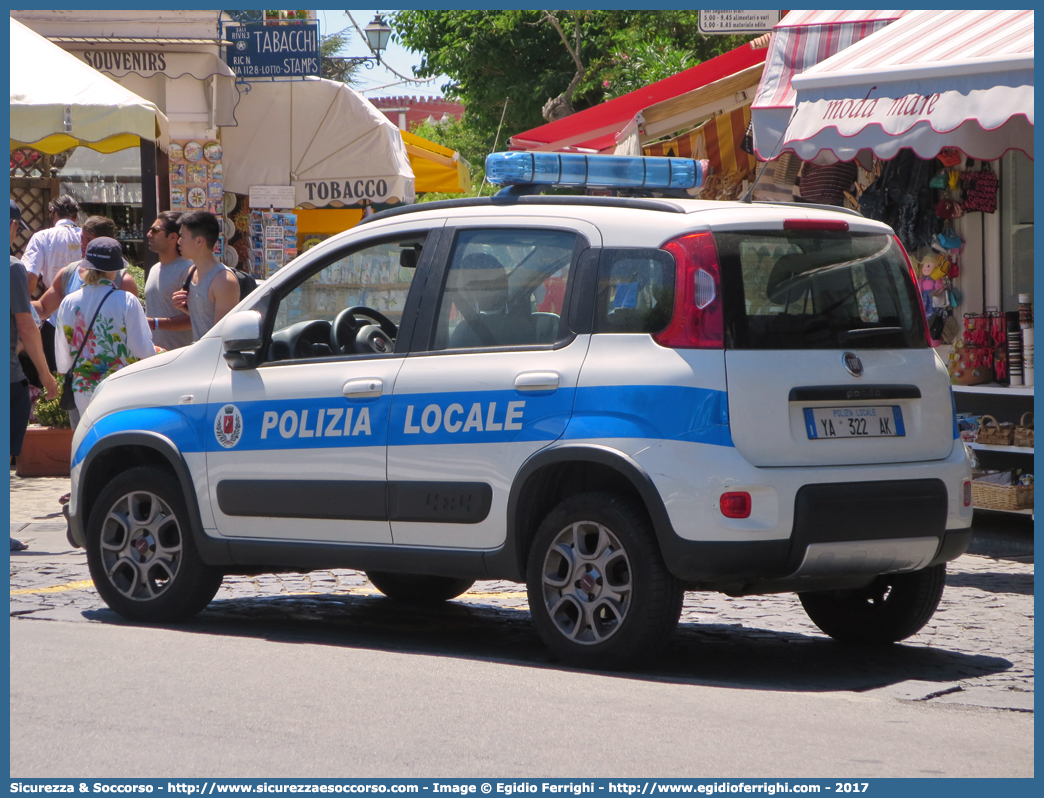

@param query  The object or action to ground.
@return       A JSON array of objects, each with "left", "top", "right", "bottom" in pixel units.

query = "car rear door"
[{"left": 386, "top": 216, "right": 600, "bottom": 549}]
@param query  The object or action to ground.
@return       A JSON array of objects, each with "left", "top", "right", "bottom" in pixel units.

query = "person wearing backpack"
[
  {"left": 31, "top": 216, "right": 140, "bottom": 365},
  {"left": 171, "top": 210, "right": 239, "bottom": 341},
  {"left": 143, "top": 210, "right": 194, "bottom": 350}
]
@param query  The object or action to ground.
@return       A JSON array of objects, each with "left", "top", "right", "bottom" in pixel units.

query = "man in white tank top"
[{"left": 172, "top": 211, "right": 239, "bottom": 341}]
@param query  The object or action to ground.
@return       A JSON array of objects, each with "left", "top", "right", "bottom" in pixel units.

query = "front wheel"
[
  {"left": 526, "top": 492, "right": 683, "bottom": 670},
  {"left": 799, "top": 564, "right": 946, "bottom": 644},
  {"left": 367, "top": 572, "right": 475, "bottom": 604},
  {"left": 86, "top": 466, "right": 223, "bottom": 622}
]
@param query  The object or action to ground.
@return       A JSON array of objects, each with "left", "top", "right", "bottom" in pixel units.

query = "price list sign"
[{"left": 698, "top": 10, "right": 781, "bottom": 34}]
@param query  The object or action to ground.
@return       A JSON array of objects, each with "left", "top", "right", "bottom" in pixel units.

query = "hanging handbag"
[
  {"left": 937, "top": 224, "right": 963, "bottom": 251},
  {"left": 961, "top": 164, "right": 998, "bottom": 213},
  {"left": 59, "top": 286, "right": 117, "bottom": 411}
]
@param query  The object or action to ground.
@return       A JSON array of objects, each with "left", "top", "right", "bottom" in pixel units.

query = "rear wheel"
[
  {"left": 86, "top": 466, "right": 223, "bottom": 622},
  {"left": 526, "top": 491, "right": 684, "bottom": 670},
  {"left": 367, "top": 572, "right": 475, "bottom": 604},
  {"left": 799, "top": 564, "right": 946, "bottom": 644}
]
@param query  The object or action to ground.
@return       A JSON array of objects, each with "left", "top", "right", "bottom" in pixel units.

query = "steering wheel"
[{"left": 331, "top": 306, "right": 398, "bottom": 355}]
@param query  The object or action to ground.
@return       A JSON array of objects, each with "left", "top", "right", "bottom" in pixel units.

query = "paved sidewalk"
[{"left": 10, "top": 471, "right": 1034, "bottom": 711}]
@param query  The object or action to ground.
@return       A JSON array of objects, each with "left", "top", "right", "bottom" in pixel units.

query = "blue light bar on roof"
[{"left": 485, "top": 152, "right": 707, "bottom": 190}]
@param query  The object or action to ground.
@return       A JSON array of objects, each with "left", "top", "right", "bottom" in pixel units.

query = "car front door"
[
  {"left": 386, "top": 218, "right": 599, "bottom": 550},
  {"left": 205, "top": 225, "right": 441, "bottom": 544}
]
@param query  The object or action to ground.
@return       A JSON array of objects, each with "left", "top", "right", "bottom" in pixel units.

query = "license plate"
[{"left": 804, "top": 406, "right": 905, "bottom": 440}]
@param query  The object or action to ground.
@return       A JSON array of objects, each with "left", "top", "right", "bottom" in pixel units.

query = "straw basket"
[
  {"left": 976, "top": 414, "right": 1015, "bottom": 446},
  {"left": 1014, "top": 412, "right": 1034, "bottom": 448},
  {"left": 971, "top": 479, "right": 1034, "bottom": 511}
]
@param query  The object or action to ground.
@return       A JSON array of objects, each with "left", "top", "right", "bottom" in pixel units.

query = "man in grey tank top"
[
  {"left": 172, "top": 211, "right": 239, "bottom": 341},
  {"left": 143, "top": 211, "right": 194, "bottom": 350}
]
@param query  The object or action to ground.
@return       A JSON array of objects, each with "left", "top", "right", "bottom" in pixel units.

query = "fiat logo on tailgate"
[{"left": 842, "top": 352, "right": 864, "bottom": 377}]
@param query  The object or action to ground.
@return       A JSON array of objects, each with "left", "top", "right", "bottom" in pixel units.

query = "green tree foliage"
[
  {"left": 321, "top": 27, "right": 363, "bottom": 85},
  {"left": 393, "top": 10, "right": 758, "bottom": 143}
]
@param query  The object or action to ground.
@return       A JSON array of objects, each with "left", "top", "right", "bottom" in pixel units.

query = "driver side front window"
[{"left": 268, "top": 235, "right": 424, "bottom": 363}]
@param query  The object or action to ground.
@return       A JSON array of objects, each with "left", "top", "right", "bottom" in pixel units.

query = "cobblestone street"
[{"left": 11, "top": 473, "right": 1034, "bottom": 711}]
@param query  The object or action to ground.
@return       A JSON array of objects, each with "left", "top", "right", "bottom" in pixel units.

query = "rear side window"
[
  {"left": 594, "top": 248, "right": 675, "bottom": 334},
  {"left": 715, "top": 231, "right": 926, "bottom": 349}
]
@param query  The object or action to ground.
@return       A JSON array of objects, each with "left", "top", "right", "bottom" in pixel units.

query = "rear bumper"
[
  {"left": 659, "top": 478, "right": 970, "bottom": 588},
  {"left": 631, "top": 439, "right": 973, "bottom": 589}
]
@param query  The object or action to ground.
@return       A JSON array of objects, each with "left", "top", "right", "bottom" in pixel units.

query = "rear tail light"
[
  {"left": 963, "top": 479, "right": 972, "bottom": 508},
  {"left": 720, "top": 492, "right": 752, "bottom": 519},
  {"left": 654, "top": 232, "right": 724, "bottom": 349},
  {"left": 893, "top": 235, "right": 931, "bottom": 346}
]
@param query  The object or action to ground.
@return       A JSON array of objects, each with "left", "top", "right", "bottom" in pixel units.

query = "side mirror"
[{"left": 221, "top": 310, "right": 263, "bottom": 370}]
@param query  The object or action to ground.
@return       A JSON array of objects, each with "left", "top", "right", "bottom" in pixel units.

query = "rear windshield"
[{"left": 715, "top": 231, "right": 927, "bottom": 350}]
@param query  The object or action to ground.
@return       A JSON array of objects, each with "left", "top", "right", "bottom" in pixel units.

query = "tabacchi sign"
[{"left": 225, "top": 22, "right": 320, "bottom": 78}]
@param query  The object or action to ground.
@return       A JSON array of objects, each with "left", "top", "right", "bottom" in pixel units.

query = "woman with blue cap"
[{"left": 54, "top": 237, "right": 155, "bottom": 426}]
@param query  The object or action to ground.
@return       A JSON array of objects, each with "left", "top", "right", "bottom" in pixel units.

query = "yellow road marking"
[{"left": 11, "top": 579, "right": 95, "bottom": 595}]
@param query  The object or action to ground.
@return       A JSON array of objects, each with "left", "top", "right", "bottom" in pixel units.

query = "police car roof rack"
[{"left": 359, "top": 195, "right": 689, "bottom": 225}]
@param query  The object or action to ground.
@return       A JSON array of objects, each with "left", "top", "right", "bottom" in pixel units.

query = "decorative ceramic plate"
[
  {"left": 222, "top": 244, "right": 239, "bottom": 270},
  {"left": 184, "top": 141, "right": 204, "bottom": 162},
  {"left": 187, "top": 186, "right": 207, "bottom": 207},
  {"left": 168, "top": 142, "right": 184, "bottom": 162},
  {"left": 203, "top": 141, "right": 223, "bottom": 162}
]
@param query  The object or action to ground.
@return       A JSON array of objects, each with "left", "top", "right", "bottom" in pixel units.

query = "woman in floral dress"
[{"left": 54, "top": 237, "right": 155, "bottom": 427}]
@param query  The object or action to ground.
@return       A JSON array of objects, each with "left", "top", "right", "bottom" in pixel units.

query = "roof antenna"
[{"left": 477, "top": 96, "right": 510, "bottom": 197}]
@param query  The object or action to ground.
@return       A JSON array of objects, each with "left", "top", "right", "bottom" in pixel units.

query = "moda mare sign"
[{"left": 225, "top": 22, "right": 320, "bottom": 78}]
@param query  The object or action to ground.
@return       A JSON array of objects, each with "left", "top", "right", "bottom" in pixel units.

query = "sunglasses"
[{"left": 147, "top": 226, "right": 172, "bottom": 235}]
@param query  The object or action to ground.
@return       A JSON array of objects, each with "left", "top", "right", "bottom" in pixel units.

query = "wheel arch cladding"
[{"left": 494, "top": 445, "right": 675, "bottom": 581}]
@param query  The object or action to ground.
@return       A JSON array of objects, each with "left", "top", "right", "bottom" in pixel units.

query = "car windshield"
[{"left": 715, "top": 230, "right": 927, "bottom": 349}]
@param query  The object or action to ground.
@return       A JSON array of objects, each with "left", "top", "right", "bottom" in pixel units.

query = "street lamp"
[
  {"left": 363, "top": 14, "right": 392, "bottom": 62},
  {"left": 326, "top": 13, "right": 392, "bottom": 73}
]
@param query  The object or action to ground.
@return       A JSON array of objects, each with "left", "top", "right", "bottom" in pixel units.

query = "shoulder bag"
[{"left": 60, "top": 286, "right": 117, "bottom": 411}]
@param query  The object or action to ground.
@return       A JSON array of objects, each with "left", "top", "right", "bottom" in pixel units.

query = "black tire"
[
  {"left": 86, "top": 466, "right": 223, "bottom": 622},
  {"left": 799, "top": 564, "right": 946, "bottom": 645},
  {"left": 526, "top": 491, "right": 684, "bottom": 670},
  {"left": 367, "top": 572, "right": 475, "bottom": 604}
]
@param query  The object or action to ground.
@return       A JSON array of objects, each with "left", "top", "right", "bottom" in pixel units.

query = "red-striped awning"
[
  {"left": 642, "top": 106, "right": 754, "bottom": 183},
  {"left": 786, "top": 9, "right": 1034, "bottom": 163},
  {"left": 750, "top": 10, "right": 906, "bottom": 161},
  {"left": 509, "top": 43, "right": 766, "bottom": 154}
]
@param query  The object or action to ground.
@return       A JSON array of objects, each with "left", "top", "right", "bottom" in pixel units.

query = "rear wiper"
[{"left": 839, "top": 327, "right": 904, "bottom": 342}]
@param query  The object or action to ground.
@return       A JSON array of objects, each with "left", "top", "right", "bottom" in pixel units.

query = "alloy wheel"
[
  {"left": 539, "top": 520, "right": 633, "bottom": 645},
  {"left": 99, "top": 490, "right": 183, "bottom": 602}
]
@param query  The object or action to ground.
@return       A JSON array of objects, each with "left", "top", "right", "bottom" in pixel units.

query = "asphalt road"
[{"left": 9, "top": 474, "right": 1035, "bottom": 778}]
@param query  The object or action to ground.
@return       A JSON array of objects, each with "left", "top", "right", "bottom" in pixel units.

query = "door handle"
[
  {"left": 343, "top": 378, "right": 384, "bottom": 398},
  {"left": 514, "top": 371, "right": 560, "bottom": 392}
]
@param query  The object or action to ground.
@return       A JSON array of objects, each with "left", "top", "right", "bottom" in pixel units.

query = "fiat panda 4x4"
[{"left": 68, "top": 153, "right": 973, "bottom": 669}]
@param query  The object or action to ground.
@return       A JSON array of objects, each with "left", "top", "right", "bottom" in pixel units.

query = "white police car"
[{"left": 68, "top": 153, "right": 973, "bottom": 669}]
